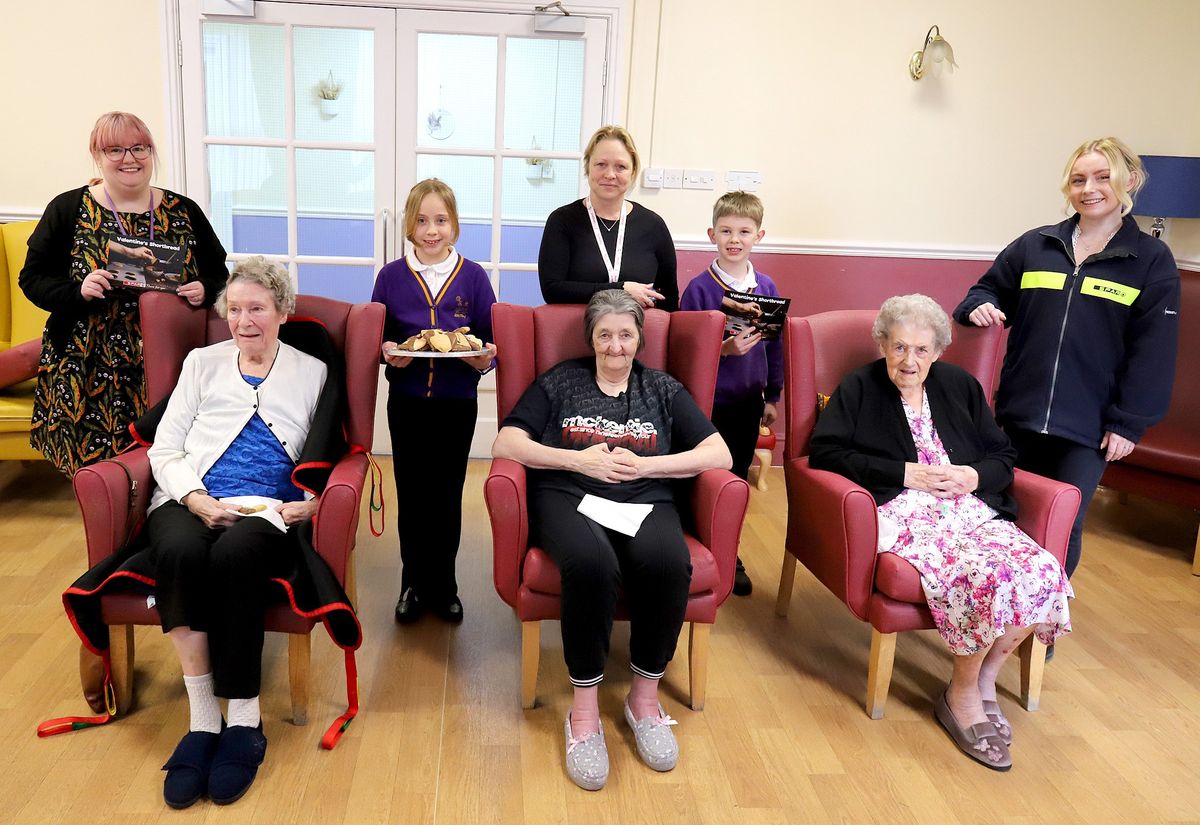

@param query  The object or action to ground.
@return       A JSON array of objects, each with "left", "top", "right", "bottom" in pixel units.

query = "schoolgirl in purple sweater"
[{"left": 372, "top": 179, "right": 497, "bottom": 624}]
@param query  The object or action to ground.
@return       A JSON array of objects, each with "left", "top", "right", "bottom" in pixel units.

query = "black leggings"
[
  {"left": 711, "top": 396, "right": 765, "bottom": 481},
  {"left": 531, "top": 490, "right": 692, "bottom": 686},
  {"left": 1005, "top": 427, "right": 1108, "bottom": 578},
  {"left": 147, "top": 502, "right": 295, "bottom": 698},
  {"left": 386, "top": 393, "right": 477, "bottom": 602}
]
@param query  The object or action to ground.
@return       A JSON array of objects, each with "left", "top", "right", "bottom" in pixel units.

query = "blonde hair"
[
  {"left": 1060, "top": 137, "right": 1147, "bottom": 216},
  {"left": 89, "top": 111, "right": 159, "bottom": 168},
  {"left": 582, "top": 125, "right": 641, "bottom": 181},
  {"left": 403, "top": 179, "right": 460, "bottom": 245},
  {"left": 712, "top": 191, "right": 764, "bottom": 229},
  {"left": 216, "top": 256, "right": 296, "bottom": 316},
  {"left": 872, "top": 294, "right": 952, "bottom": 354}
]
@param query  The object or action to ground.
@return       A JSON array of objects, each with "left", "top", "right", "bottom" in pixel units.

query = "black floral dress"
[{"left": 25, "top": 188, "right": 227, "bottom": 476}]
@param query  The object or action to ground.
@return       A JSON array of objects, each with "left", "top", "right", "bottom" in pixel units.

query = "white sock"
[
  {"left": 183, "top": 673, "right": 222, "bottom": 734},
  {"left": 227, "top": 696, "right": 261, "bottom": 728}
]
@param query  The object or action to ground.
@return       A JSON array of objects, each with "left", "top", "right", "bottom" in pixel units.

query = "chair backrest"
[
  {"left": 492, "top": 302, "right": 725, "bottom": 422},
  {"left": 0, "top": 221, "right": 48, "bottom": 350},
  {"left": 784, "top": 310, "right": 1004, "bottom": 459},
  {"left": 139, "top": 291, "right": 385, "bottom": 449}
]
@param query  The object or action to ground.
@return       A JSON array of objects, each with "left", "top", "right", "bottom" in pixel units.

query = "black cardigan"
[
  {"left": 809, "top": 359, "right": 1018, "bottom": 519},
  {"left": 19, "top": 186, "right": 228, "bottom": 352}
]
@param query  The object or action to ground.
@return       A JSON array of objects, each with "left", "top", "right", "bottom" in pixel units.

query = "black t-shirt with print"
[{"left": 502, "top": 357, "right": 717, "bottom": 504}]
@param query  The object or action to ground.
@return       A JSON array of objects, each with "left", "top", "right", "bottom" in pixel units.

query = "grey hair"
[
  {"left": 215, "top": 256, "right": 296, "bottom": 316},
  {"left": 584, "top": 289, "right": 645, "bottom": 354},
  {"left": 872, "top": 294, "right": 952, "bottom": 353}
]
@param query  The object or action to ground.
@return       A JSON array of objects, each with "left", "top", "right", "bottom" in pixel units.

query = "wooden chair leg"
[
  {"left": 344, "top": 553, "right": 358, "bottom": 607},
  {"left": 1019, "top": 634, "right": 1046, "bottom": 711},
  {"left": 109, "top": 624, "right": 135, "bottom": 715},
  {"left": 866, "top": 629, "right": 896, "bottom": 720},
  {"left": 1192, "top": 525, "right": 1200, "bottom": 577},
  {"left": 775, "top": 553, "right": 797, "bottom": 617},
  {"left": 288, "top": 633, "right": 310, "bottom": 726},
  {"left": 753, "top": 449, "right": 773, "bottom": 492},
  {"left": 521, "top": 621, "right": 540, "bottom": 710},
  {"left": 688, "top": 622, "right": 711, "bottom": 711}
]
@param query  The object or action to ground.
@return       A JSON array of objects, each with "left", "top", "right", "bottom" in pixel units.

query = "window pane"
[
  {"left": 415, "top": 155, "right": 494, "bottom": 262},
  {"left": 415, "top": 33, "right": 497, "bottom": 150},
  {"left": 207, "top": 145, "right": 287, "bottom": 255},
  {"left": 498, "top": 270, "right": 544, "bottom": 307},
  {"left": 203, "top": 22, "right": 285, "bottom": 139},
  {"left": 298, "top": 264, "right": 375, "bottom": 304},
  {"left": 503, "top": 38, "right": 584, "bottom": 152},
  {"left": 296, "top": 149, "right": 374, "bottom": 257},
  {"left": 294, "top": 26, "right": 374, "bottom": 144},
  {"left": 500, "top": 158, "right": 580, "bottom": 263}
]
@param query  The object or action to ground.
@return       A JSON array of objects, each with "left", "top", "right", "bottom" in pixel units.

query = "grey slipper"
[
  {"left": 934, "top": 692, "right": 1011, "bottom": 771},
  {"left": 564, "top": 713, "right": 608, "bottom": 791},
  {"left": 623, "top": 700, "right": 679, "bottom": 772},
  {"left": 982, "top": 699, "right": 1013, "bottom": 746}
]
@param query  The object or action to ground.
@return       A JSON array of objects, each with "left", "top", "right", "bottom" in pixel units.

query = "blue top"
[{"left": 201, "top": 375, "right": 303, "bottom": 501}]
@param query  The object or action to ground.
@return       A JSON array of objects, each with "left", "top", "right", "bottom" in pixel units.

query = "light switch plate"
[
  {"left": 662, "top": 168, "right": 683, "bottom": 189},
  {"left": 683, "top": 169, "right": 715, "bottom": 190},
  {"left": 642, "top": 167, "right": 664, "bottom": 189}
]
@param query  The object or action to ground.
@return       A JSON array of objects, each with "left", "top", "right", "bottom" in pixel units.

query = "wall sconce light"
[
  {"left": 909, "top": 25, "right": 957, "bottom": 81},
  {"left": 1132, "top": 155, "right": 1200, "bottom": 239}
]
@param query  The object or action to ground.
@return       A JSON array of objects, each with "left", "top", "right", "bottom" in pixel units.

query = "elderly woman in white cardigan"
[{"left": 146, "top": 257, "right": 326, "bottom": 809}]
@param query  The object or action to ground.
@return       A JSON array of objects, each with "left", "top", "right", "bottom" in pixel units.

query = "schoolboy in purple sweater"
[
  {"left": 373, "top": 179, "right": 497, "bottom": 624},
  {"left": 680, "top": 192, "right": 783, "bottom": 596}
]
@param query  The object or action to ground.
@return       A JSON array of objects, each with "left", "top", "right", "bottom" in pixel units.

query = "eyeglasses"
[{"left": 102, "top": 144, "right": 152, "bottom": 162}]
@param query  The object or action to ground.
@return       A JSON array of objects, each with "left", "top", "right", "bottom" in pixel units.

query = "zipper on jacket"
[{"left": 1041, "top": 260, "right": 1081, "bottom": 433}]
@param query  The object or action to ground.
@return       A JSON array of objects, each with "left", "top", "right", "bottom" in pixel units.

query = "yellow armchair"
[{"left": 0, "top": 220, "right": 49, "bottom": 460}]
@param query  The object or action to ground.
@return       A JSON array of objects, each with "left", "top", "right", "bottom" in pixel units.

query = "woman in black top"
[
  {"left": 538, "top": 126, "right": 678, "bottom": 311},
  {"left": 20, "top": 111, "right": 227, "bottom": 476}
]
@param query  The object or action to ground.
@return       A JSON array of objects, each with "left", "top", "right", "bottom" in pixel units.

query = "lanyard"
[
  {"left": 104, "top": 187, "right": 155, "bottom": 241},
  {"left": 585, "top": 197, "right": 627, "bottom": 284}
]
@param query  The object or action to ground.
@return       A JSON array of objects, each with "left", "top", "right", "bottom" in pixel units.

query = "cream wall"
[
  {"left": 623, "top": 0, "right": 1200, "bottom": 262},
  {"left": 0, "top": 0, "right": 171, "bottom": 211},
  {"left": 3, "top": 0, "right": 1199, "bottom": 261}
]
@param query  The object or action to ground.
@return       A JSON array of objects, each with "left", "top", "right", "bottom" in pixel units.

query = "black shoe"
[
  {"left": 162, "top": 727, "right": 221, "bottom": 809},
  {"left": 207, "top": 722, "right": 268, "bottom": 806},
  {"left": 431, "top": 594, "right": 464, "bottom": 624},
  {"left": 394, "top": 587, "right": 423, "bottom": 624},
  {"left": 732, "top": 557, "right": 753, "bottom": 596},
  {"left": 1044, "top": 643, "right": 1055, "bottom": 663}
]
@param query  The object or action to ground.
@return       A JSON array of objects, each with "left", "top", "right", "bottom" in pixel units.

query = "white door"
[{"left": 178, "top": 1, "right": 610, "bottom": 453}]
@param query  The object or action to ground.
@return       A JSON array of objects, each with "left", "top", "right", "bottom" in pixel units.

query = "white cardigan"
[{"left": 148, "top": 339, "right": 327, "bottom": 513}]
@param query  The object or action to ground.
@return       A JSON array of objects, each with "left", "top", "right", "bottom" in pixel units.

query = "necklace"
[
  {"left": 597, "top": 216, "right": 618, "bottom": 232},
  {"left": 1072, "top": 222, "right": 1120, "bottom": 262}
]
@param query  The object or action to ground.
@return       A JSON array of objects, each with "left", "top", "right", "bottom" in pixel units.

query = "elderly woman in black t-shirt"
[{"left": 492, "top": 289, "right": 730, "bottom": 791}]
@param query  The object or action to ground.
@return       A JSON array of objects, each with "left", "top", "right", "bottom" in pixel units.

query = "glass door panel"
[
  {"left": 202, "top": 22, "right": 286, "bottom": 140},
  {"left": 414, "top": 154, "right": 494, "bottom": 263},
  {"left": 503, "top": 38, "right": 585, "bottom": 153},
  {"left": 415, "top": 34, "right": 498, "bottom": 151},
  {"left": 293, "top": 26, "right": 375, "bottom": 144}
]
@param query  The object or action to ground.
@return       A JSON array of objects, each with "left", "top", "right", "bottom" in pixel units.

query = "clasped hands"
[
  {"left": 903, "top": 462, "right": 978, "bottom": 499},
  {"left": 574, "top": 442, "right": 645, "bottom": 483},
  {"left": 183, "top": 490, "right": 318, "bottom": 529}
]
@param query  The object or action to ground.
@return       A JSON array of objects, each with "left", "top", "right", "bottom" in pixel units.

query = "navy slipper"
[
  {"left": 208, "top": 723, "right": 268, "bottom": 805},
  {"left": 162, "top": 729, "right": 221, "bottom": 809}
]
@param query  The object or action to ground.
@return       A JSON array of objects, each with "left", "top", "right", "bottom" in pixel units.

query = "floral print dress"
[
  {"left": 29, "top": 190, "right": 204, "bottom": 476},
  {"left": 876, "top": 392, "right": 1072, "bottom": 655}
]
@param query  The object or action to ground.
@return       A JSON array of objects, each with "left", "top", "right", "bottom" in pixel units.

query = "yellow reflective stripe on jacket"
[
  {"left": 1079, "top": 277, "right": 1140, "bottom": 306},
  {"left": 1020, "top": 271, "right": 1067, "bottom": 290}
]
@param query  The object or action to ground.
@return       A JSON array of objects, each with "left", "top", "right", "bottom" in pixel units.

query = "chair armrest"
[
  {"left": 312, "top": 452, "right": 368, "bottom": 584},
  {"left": 0, "top": 339, "right": 40, "bottom": 388},
  {"left": 690, "top": 468, "right": 750, "bottom": 592},
  {"left": 784, "top": 457, "right": 879, "bottom": 621},
  {"left": 484, "top": 458, "right": 528, "bottom": 608},
  {"left": 73, "top": 448, "right": 153, "bottom": 568},
  {"left": 1011, "top": 468, "right": 1081, "bottom": 567}
]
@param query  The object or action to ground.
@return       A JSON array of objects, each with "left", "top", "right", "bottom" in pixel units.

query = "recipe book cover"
[
  {"left": 107, "top": 235, "right": 185, "bottom": 293},
  {"left": 721, "top": 290, "right": 790, "bottom": 341}
]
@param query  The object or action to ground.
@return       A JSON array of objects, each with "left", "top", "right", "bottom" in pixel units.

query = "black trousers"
[
  {"left": 531, "top": 489, "right": 692, "bottom": 686},
  {"left": 147, "top": 502, "right": 294, "bottom": 698},
  {"left": 387, "top": 393, "right": 477, "bottom": 603},
  {"left": 711, "top": 396, "right": 765, "bottom": 481},
  {"left": 1005, "top": 427, "right": 1108, "bottom": 578}
]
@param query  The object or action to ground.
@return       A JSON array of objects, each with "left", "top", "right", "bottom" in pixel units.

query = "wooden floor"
[{"left": 2, "top": 457, "right": 1199, "bottom": 824}]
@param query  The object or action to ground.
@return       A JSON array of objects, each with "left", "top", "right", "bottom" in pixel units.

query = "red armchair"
[
  {"left": 775, "top": 310, "right": 1081, "bottom": 718},
  {"left": 72, "top": 291, "right": 384, "bottom": 723},
  {"left": 485, "top": 303, "right": 749, "bottom": 711}
]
